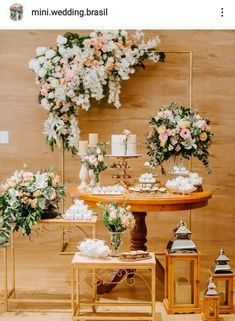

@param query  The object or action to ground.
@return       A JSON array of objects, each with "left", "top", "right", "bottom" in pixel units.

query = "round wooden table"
[{"left": 69, "top": 188, "right": 212, "bottom": 251}]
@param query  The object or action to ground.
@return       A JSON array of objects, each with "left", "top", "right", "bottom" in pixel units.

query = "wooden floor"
[{"left": 0, "top": 226, "right": 235, "bottom": 321}]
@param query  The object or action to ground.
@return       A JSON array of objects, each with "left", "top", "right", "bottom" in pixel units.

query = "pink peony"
[
  {"left": 159, "top": 133, "right": 168, "bottom": 142},
  {"left": 40, "top": 83, "right": 50, "bottom": 96},
  {"left": 159, "top": 133, "right": 168, "bottom": 147},
  {"left": 157, "top": 125, "right": 167, "bottom": 135},
  {"left": 163, "top": 110, "right": 172, "bottom": 117},
  {"left": 63, "top": 67, "right": 76, "bottom": 81},
  {"left": 22, "top": 172, "right": 34, "bottom": 182},
  {"left": 180, "top": 128, "right": 191, "bottom": 139},
  {"left": 49, "top": 191, "right": 57, "bottom": 201}
]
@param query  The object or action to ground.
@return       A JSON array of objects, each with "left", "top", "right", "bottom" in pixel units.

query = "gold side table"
[
  {"left": 3, "top": 216, "right": 97, "bottom": 311},
  {"left": 71, "top": 252, "right": 156, "bottom": 321}
]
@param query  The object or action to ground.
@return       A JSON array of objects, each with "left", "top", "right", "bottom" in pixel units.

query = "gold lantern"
[
  {"left": 210, "top": 249, "right": 234, "bottom": 313},
  {"left": 203, "top": 276, "right": 220, "bottom": 321},
  {"left": 163, "top": 220, "right": 200, "bottom": 313}
]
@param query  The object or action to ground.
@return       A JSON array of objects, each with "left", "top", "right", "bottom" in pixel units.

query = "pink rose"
[
  {"left": 23, "top": 172, "right": 34, "bottom": 182},
  {"left": 63, "top": 67, "right": 76, "bottom": 81},
  {"left": 159, "top": 133, "right": 168, "bottom": 142},
  {"left": 175, "top": 145, "right": 181, "bottom": 152},
  {"left": 159, "top": 133, "right": 168, "bottom": 147},
  {"left": 101, "top": 45, "right": 109, "bottom": 52},
  {"left": 157, "top": 125, "right": 167, "bottom": 135},
  {"left": 163, "top": 110, "right": 172, "bottom": 117},
  {"left": 50, "top": 191, "right": 57, "bottom": 201},
  {"left": 40, "top": 83, "right": 50, "bottom": 96},
  {"left": 180, "top": 128, "right": 191, "bottom": 139}
]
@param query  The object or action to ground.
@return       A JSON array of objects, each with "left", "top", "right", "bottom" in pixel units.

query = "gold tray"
[{"left": 119, "top": 251, "right": 151, "bottom": 261}]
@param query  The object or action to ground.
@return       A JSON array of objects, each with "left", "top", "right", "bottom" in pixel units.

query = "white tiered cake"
[{"left": 111, "top": 134, "right": 137, "bottom": 156}]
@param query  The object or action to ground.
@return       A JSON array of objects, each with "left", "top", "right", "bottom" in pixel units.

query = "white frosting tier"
[{"left": 111, "top": 134, "right": 137, "bottom": 156}]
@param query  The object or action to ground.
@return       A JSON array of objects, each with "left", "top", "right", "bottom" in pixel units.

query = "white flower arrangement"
[
  {"left": 99, "top": 202, "right": 135, "bottom": 232},
  {"left": 29, "top": 30, "right": 164, "bottom": 154},
  {"left": 81, "top": 142, "right": 108, "bottom": 183},
  {"left": 78, "top": 239, "right": 111, "bottom": 258}
]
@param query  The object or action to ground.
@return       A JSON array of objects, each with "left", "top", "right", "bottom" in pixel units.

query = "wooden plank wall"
[{"left": 0, "top": 30, "right": 234, "bottom": 271}]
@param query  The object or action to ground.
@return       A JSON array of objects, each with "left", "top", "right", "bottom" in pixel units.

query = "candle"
[
  {"left": 79, "top": 141, "right": 88, "bottom": 155},
  {"left": 89, "top": 133, "right": 98, "bottom": 147}
]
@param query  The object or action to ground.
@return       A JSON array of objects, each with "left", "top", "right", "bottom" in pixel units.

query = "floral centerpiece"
[
  {"left": 81, "top": 142, "right": 107, "bottom": 184},
  {"left": 0, "top": 168, "right": 65, "bottom": 246},
  {"left": 29, "top": 30, "right": 164, "bottom": 154},
  {"left": 98, "top": 202, "right": 135, "bottom": 256},
  {"left": 146, "top": 102, "right": 214, "bottom": 174}
]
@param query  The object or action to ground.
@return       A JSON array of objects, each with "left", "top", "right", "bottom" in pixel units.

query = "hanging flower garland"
[{"left": 29, "top": 30, "right": 164, "bottom": 154}]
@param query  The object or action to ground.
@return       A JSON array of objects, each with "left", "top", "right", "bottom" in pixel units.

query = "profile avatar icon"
[{"left": 10, "top": 3, "right": 23, "bottom": 21}]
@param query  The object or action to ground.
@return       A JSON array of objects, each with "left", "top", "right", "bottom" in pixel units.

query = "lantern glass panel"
[
  {"left": 217, "top": 280, "right": 229, "bottom": 305},
  {"left": 208, "top": 300, "right": 217, "bottom": 317},
  {"left": 174, "top": 260, "right": 194, "bottom": 304}
]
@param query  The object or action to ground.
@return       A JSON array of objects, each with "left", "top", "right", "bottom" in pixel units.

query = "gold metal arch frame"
[{"left": 61, "top": 50, "right": 193, "bottom": 226}]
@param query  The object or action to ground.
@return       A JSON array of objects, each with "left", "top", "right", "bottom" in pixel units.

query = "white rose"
[
  {"left": 54, "top": 66, "right": 61, "bottom": 72},
  {"left": 56, "top": 35, "right": 67, "bottom": 46},
  {"left": 52, "top": 56, "right": 61, "bottom": 64},
  {"left": 45, "top": 49, "right": 56, "bottom": 59},
  {"left": 36, "top": 47, "right": 48, "bottom": 56},
  {"left": 28, "top": 58, "right": 40, "bottom": 72},
  {"left": 195, "top": 119, "right": 206, "bottom": 129},
  {"left": 67, "top": 89, "right": 75, "bottom": 97},
  {"left": 120, "top": 30, "right": 128, "bottom": 38},
  {"left": 47, "top": 92, "right": 54, "bottom": 99},
  {"left": 38, "top": 68, "right": 47, "bottom": 78},
  {"left": 48, "top": 77, "right": 59, "bottom": 87},
  {"left": 38, "top": 56, "right": 46, "bottom": 64},
  {"left": 41, "top": 98, "right": 51, "bottom": 111},
  {"left": 52, "top": 72, "right": 62, "bottom": 78}
]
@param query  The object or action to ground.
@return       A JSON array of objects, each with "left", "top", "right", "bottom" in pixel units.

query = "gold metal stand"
[
  {"left": 163, "top": 50, "right": 193, "bottom": 230},
  {"left": 3, "top": 217, "right": 97, "bottom": 311}
]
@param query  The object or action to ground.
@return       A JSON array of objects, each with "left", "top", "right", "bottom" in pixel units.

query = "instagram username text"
[{"left": 31, "top": 8, "right": 108, "bottom": 18}]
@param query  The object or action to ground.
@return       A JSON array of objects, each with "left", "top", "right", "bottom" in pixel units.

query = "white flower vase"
[
  {"left": 78, "top": 164, "right": 88, "bottom": 190},
  {"left": 88, "top": 169, "right": 96, "bottom": 187}
]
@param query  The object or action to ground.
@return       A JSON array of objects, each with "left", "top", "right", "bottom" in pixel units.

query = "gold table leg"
[
  {"left": 3, "top": 247, "right": 8, "bottom": 311},
  {"left": 71, "top": 265, "right": 75, "bottom": 320},
  {"left": 151, "top": 267, "right": 156, "bottom": 321},
  {"left": 10, "top": 231, "right": 16, "bottom": 299}
]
